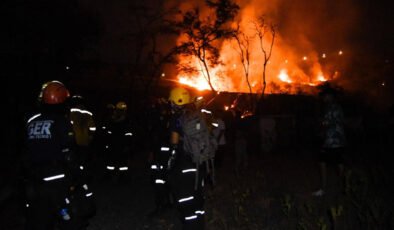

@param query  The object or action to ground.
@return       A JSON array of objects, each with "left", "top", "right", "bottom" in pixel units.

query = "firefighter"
[
  {"left": 23, "top": 81, "right": 89, "bottom": 230},
  {"left": 69, "top": 95, "right": 96, "bottom": 182},
  {"left": 104, "top": 101, "right": 134, "bottom": 182},
  {"left": 167, "top": 87, "right": 206, "bottom": 230},
  {"left": 147, "top": 98, "right": 173, "bottom": 217}
]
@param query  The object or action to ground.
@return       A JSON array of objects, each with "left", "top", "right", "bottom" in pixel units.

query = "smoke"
[
  {"left": 89, "top": 0, "right": 373, "bottom": 96},
  {"left": 171, "top": 0, "right": 361, "bottom": 94},
  {"left": 269, "top": 0, "right": 360, "bottom": 92}
]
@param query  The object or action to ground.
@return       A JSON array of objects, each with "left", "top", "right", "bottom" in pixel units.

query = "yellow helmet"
[
  {"left": 116, "top": 101, "right": 127, "bottom": 110},
  {"left": 169, "top": 87, "right": 191, "bottom": 106}
]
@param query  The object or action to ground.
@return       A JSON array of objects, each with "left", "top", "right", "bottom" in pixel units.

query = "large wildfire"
[{"left": 167, "top": 0, "right": 357, "bottom": 94}]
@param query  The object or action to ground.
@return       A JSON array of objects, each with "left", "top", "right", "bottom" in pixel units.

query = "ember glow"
[
  {"left": 173, "top": 0, "right": 356, "bottom": 94},
  {"left": 176, "top": 41, "right": 330, "bottom": 94},
  {"left": 278, "top": 69, "right": 292, "bottom": 83},
  {"left": 177, "top": 57, "right": 236, "bottom": 92},
  {"left": 179, "top": 76, "right": 210, "bottom": 91},
  {"left": 317, "top": 73, "right": 327, "bottom": 82}
]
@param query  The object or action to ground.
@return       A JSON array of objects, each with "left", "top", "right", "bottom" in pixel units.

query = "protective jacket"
[
  {"left": 25, "top": 105, "right": 78, "bottom": 182},
  {"left": 70, "top": 106, "right": 95, "bottom": 147},
  {"left": 24, "top": 105, "right": 85, "bottom": 230}
]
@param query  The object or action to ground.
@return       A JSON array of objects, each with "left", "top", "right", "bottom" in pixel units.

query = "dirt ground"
[
  {"left": 1, "top": 136, "right": 393, "bottom": 230},
  {"left": 86, "top": 140, "right": 393, "bottom": 230}
]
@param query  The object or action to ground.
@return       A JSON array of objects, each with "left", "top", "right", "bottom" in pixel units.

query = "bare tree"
[
  {"left": 233, "top": 25, "right": 252, "bottom": 94},
  {"left": 232, "top": 23, "right": 257, "bottom": 111},
  {"left": 145, "top": 37, "right": 179, "bottom": 94},
  {"left": 254, "top": 16, "right": 276, "bottom": 98},
  {"left": 124, "top": 2, "right": 180, "bottom": 98},
  {"left": 174, "top": 0, "right": 239, "bottom": 93}
]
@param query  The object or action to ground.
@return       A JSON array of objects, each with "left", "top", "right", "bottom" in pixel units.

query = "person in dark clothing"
[
  {"left": 104, "top": 101, "right": 134, "bottom": 182},
  {"left": 23, "top": 81, "right": 90, "bottom": 230},
  {"left": 69, "top": 95, "right": 96, "bottom": 183},
  {"left": 67, "top": 95, "right": 97, "bottom": 221},
  {"left": 312, "top": 85, "right": 347, "bottom": 197},
  {"left": 167, "top": 87, "right": 206, "bottom": 230},
  {"left": 147, "top": 99, "right": 173, "bottom": 217}
]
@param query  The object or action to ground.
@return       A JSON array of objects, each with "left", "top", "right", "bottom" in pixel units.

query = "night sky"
[{"left": 3, "top": 0, "right": 394, "bottom": 107}]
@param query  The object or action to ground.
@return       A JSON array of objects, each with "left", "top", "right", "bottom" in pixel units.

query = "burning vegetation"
[{"left": 160, "top": 0, "right": 357, "bottom": 95}]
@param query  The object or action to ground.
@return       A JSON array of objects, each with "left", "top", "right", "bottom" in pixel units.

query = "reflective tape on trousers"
[
  {"left": 185, "top": 215, "right": 198, "bottom": 220},
  {"left": 155, "top": 179, "right": 165, "bottom": 184},
  {"left": 182, "top": 168, "right": 197, "bottom": 173},
  {"left": 43, "top": 174, "right": 65, "bottom": 181},
  {"left": 178, "top": 196, "right": 194, "bottom": 203}
]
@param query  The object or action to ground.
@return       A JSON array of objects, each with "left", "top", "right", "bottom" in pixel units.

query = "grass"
[{"left": 203, "top": 145, "right": 393, "bottom": 230}]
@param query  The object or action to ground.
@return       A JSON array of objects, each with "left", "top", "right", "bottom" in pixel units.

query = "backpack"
[{"left": 180, "top": 110, "right": 218, "bottom": 165}]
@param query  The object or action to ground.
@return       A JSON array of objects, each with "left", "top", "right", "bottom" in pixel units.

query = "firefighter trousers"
[{"left": 169, "top": 155, "right": 205, "bottom": 230}]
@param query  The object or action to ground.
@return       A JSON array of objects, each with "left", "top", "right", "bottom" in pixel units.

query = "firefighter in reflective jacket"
[
  {"left": 148, "top": 98, "right": 173, "bottom": 216},
  {"left": 105, "top": 101, "right": 133, "bottom": 179},
  {"left": 23, "top": 81, "right": 91, "bottom": 230},
  {"left": 167, "top": 87, "right": 205, "bottom": 230},
  {"left": 69, "top": 95, "right": 96, "bottom": 182}
]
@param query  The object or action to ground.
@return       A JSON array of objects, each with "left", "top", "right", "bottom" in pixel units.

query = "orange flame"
[
  {"left": 177, "top": 57, "right": 235, "bottom": 92},
  {"left": 317, "top": 73, "right": 327, "bottom": 82},
  {"left": 278, "top": 69, "right": 292, "bottom": 83},
  {"left": 179, "top": 76, "right": 210, "bottom": 91},
  {"left": 174, "top": 3, "right": 340, "bottom": 94}
]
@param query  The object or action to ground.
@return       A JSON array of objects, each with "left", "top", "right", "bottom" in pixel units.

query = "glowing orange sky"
[{"left": 170, "top": 0, "right": 356, "bottom": 94}]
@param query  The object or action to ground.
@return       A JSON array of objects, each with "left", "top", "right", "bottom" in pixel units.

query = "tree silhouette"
[
  {"left": 233, "top": 23, "right": 257, "bottom": 112},
  {"left": 174, "top": 0, "right": 239, "bottom": 93},
  {"left": 123, "top": 2, "right": 180, "bottom": 97},
  {"left": 254, "top": 16, "right": 276, "bottom": 99}
]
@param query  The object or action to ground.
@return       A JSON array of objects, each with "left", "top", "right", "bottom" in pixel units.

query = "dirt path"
[{"left": 87, "top": 149, "right": 323, "bottom": 230}]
